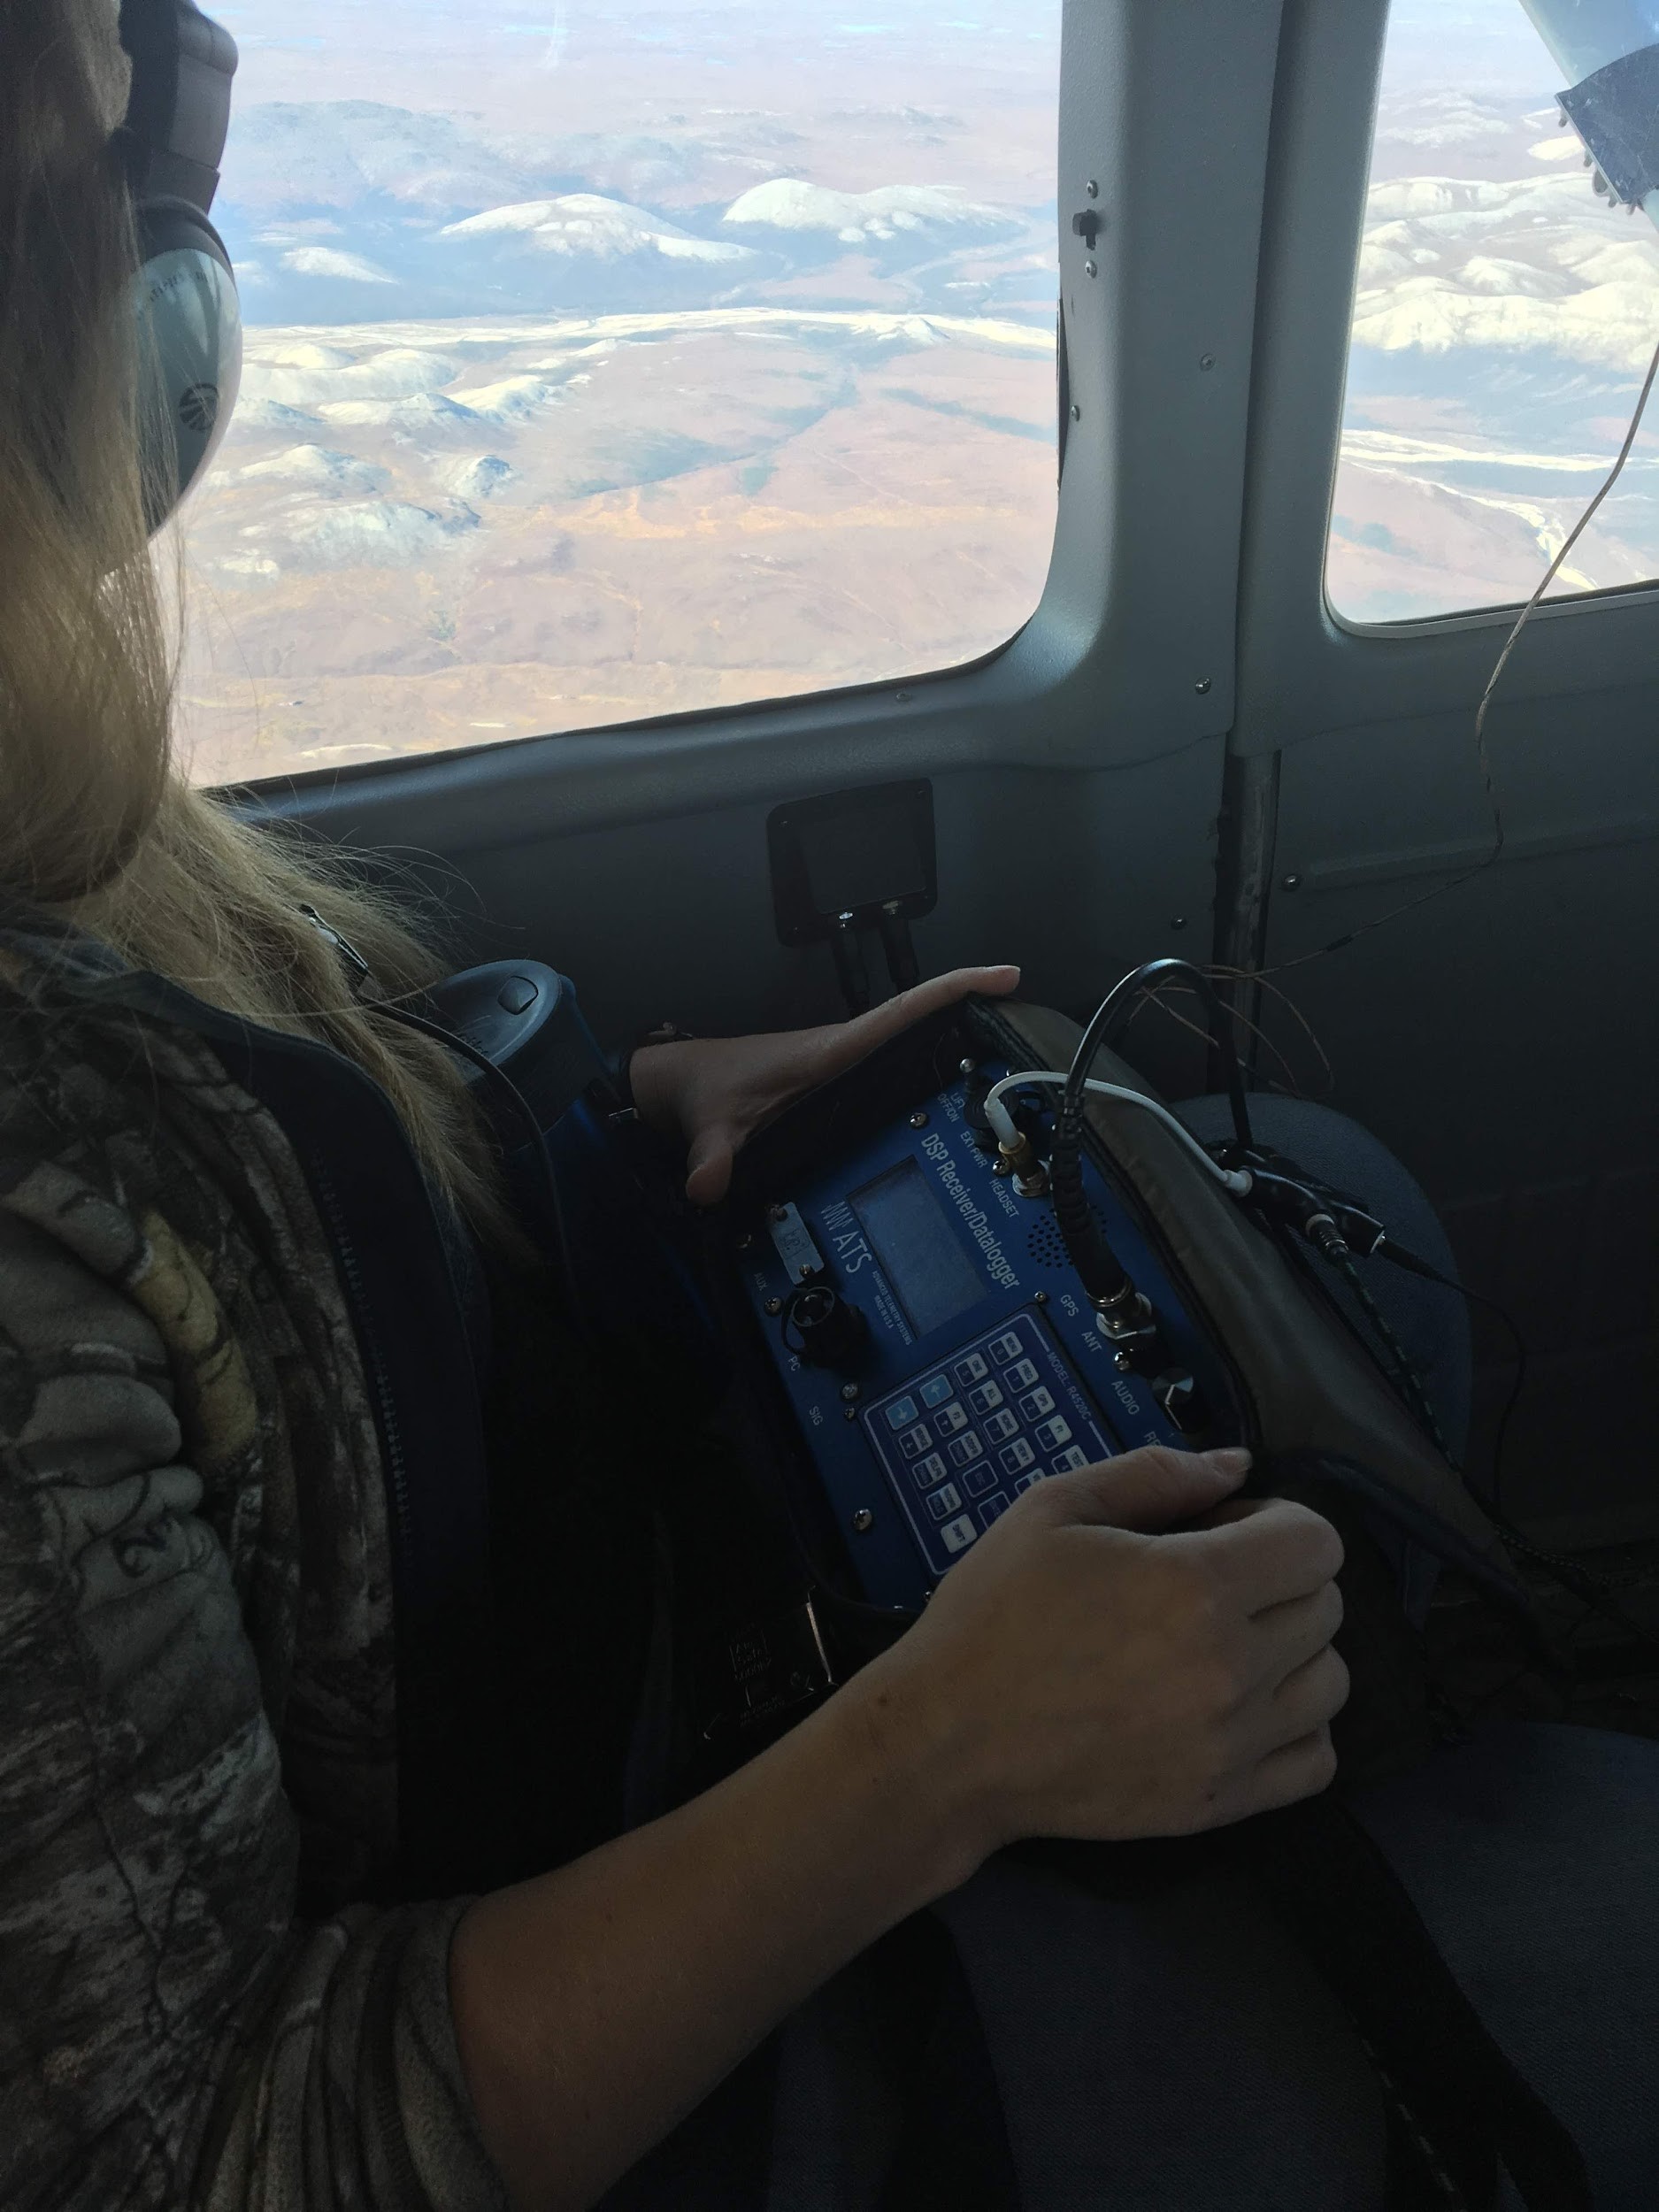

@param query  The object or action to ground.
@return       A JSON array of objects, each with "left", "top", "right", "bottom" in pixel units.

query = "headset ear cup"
[{"left": 133, "top": 199, "right": 242, "bottom": 533}]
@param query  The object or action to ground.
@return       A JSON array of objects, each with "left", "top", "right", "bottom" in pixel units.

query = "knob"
[
  {"left": 785, "top": 1284, "right": 869, "bottom": 1369},
  {"left": 1152, "top": 1370, "right": 1212, "bottom": 1436}
]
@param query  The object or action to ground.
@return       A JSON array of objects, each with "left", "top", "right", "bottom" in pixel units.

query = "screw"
[
  {"left": 1282, "top": 872, "right": 1302, "bottom": 892},
  {"left": 851, "top": 1508, "right": 874, "bottom": 1533},
  {"left": 769, "top": 1203, "right": 788, "bottom": 1222},
  {"left": 1084, "top": 258, "right": 1097, "bottom": 278},
  {"left": 1086, "top": 179, "right": 1099, "bottom": 198},
  {"left": 841, "top": 1382, "right": 860, "bottom": 1402},
  {"left": 993, "top": 1157, "right": 1013, "bottom": 1176},
  {"left": 797, "top": 1263, "right": 814, "bottom": 1281},
  {"left": 1170, "top": 915, "right": 1188, "bottom": 930},
  {"left": 1194, "top": 678, "right": 1212, "bottom": 695},
  {"left": 843, "top": 1406, "right": 858, "bottom": 1421},
  {"left": 910, "top": 1110, "right": 929, "bottom": 1129},
  {"left": 764, "top": 1296, "right": 782, "bottom": 1316},
  {"left": 1114, "top": 1350, "right": 1133, "bottom": 1372},
  {"left": 1200, "top": 353, "right": 1216, "bottom": 371},
  {"left": 736, "top": 1233, "right": 753, "bottom": 1251},
  {"left": 1069, "top": 403, "right": 1081, "bottom": 420},
  {"left": 1033, "top": 1289, "right": 1048, "bottom": 1306},
  {"left": 959, "top": 1058, "right": 977, "bottom": 1076}
]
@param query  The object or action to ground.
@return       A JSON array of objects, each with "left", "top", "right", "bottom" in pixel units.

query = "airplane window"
[
  {"left": 177, "top": 4, "right": 1062, "bottom": 783},
  {"left": 1325, "top": 0, "right": 1659, "bottom": 625}
]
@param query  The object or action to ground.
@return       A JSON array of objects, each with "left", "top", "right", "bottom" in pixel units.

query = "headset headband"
[{"left": 114, "top": 0, "right": 238, "bottom": 213}]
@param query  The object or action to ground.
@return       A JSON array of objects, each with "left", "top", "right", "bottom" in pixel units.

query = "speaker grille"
[{"left": 1029, "top": 1213, "right": 1114, "bottom": 1271}]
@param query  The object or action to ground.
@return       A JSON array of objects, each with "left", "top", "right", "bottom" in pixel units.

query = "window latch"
[{"left": 1070, "top": 209, "right": 1103, "bottom": 249}]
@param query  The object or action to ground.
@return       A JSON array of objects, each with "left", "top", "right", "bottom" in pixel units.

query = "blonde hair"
[{"left": 0, "top": 0, "right": 517, "bottom": 1249}]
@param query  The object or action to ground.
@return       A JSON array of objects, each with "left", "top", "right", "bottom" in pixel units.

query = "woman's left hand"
[{"left": 628, "top": 964, "right": 1021, "bottom": 1205}]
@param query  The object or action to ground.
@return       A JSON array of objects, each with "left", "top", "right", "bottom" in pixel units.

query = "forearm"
[{"left": 448, "top": 1658, "right": 979, "bottom": 2212}]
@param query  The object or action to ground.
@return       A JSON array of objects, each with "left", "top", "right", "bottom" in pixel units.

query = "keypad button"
[
  {"left": 983, "top": 1408, "right": 1020, "bottom": 1442},
  {"left": 1017, "top": 1386, "right": 1056, "bottom": 1422},
  {"left": 1013, "top": 1472, "right": 1039, "bottom": 1494},
  {"left": 926, "top": 1482, "right": 964, "bottom": 1520},
  {"left": 989, "top": 1332, "right": 1024, "bottom": 1364},
  {"left": 1050, "top": 1445, "right": 1091, "bottom": 1473},
  {"left": 1000, "top": 1437, "right": 1036, "bottom": 1475},
  {"left": 964, "top": 1462, "right": 997, "bottom": 1497},
  {"left": 954, "top": 1352, "right": 990, "bottom": 1387},
  {"left": 1006, "top": 1358, "right": 1040, "bottom": 1390},
  {"left": 939, "top": 1513, "right": 978, "bottom": 1555},
  {"left": 920, "top": 1373, "right": 954, "bottom": 1409},
  {"left": 885, "top": 1395, "right": 919, "bottom": 1431},
  {"left": 898, "top": 1424, "right": 932, "bottom": 1457},
  {"left": 967, "top": 1380, "right": 1004, "bottom": 1415},
  {"left": 1034, "top": 1415, "right": 1072, "bottom": 1451},
  {"left": 912, "top": 1452, "right": 949, "bottom": 1489},
  {"left": 933, "top": 1403, "right": 970, "bottom": 1437},
  {"left": 977, "top": 1494, "right": 1010, "bottom": 1529},
  {"left": 948, "top": 1432, "right": 984, "bottom": 1466}
]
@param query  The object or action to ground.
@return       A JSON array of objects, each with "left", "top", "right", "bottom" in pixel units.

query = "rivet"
[
  {"left": 1069, "top": 402, "right": 1081, "bottom": 420},
  {"left": 851, "top": 1508, "right": 875, "bottom": 1533},
  {"left": 764, "top": 1296, "right": 782, "bottom": 1316},
  {"left": 1170, "top": 915, "right": 1188, "bottom": 931},
  {"left": 1282, "top": 872, "right": 1303, "bottom": 892},
  {"left": 1086, "top": 179, "right": 1099, "bottom": 198},
  {"left": 1194, "top": 678, "right": 1212, "bottom": 695},
  {"left": 910, "top": 1111, "right": 929, "bottom": 1129},
  {"left": 841, "top": 1382, "right": 861, "bottom": 1402},
  {"left": 1084, "top": 258, "right": 1097, "bottom": 278},
  {"left": 1200, "top": 353, "right": 1216, "bottom": 371},
  {"left": 736, "top": 1233, "right": 754, "bottom": 1251},
  {"left": 895, "top": 689, "right": 912, "bottom": 702}
]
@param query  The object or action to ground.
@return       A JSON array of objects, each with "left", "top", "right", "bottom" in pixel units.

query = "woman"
[{"left": 0, "top": 7, "right": 1652, "bottom": 2211}]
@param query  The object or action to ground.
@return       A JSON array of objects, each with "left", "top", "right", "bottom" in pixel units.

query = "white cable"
[{"left": 983, "top": 1070, "right": 1256, "bottom": 1196}]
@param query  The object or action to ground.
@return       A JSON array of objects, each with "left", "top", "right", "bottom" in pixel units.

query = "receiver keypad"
[{"left": 864, "top": 1312, "right": 1115, "bottom": 1578}]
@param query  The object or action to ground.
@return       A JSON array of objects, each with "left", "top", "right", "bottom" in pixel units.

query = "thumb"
[
  {"left": 1037, "top": 1446, "right": 1252, "bottom": 1533},
  {"left": 685, "top": 1127, "right": 738, "bottom": 1207}
]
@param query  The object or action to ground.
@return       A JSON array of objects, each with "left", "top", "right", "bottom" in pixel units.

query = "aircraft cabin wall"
[{"left": 227, "top": 0, "right": 1657, "bottom": 1540}]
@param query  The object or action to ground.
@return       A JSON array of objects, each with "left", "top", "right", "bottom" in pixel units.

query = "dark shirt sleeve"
[{"left": 0, "top": 1204, "right": 510, "bottom": 2212}]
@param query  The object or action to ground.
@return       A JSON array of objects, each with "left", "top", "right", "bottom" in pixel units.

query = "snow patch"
[
  {"left": 278, "top": 499, "right": 480, "bottom": 567},
  {"left": 723, "top": 180, "right": 1003, "bottom": 242},
  {"left": 236, "top": 444, "right": 389, "bottom": 492},
  {"left": 280, "top": 247, "right": 398, "bottom": 285},
  {"left": 439, "top": 195, "right": 750, "bottom": 263},
  {"left": 243, "top": 347, "right": 457, "bottom": 409},
  {"left": 439, "top": 454, "right": 514, "bottom": 499}
]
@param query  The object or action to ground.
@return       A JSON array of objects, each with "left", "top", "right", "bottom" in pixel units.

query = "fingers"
[
  {"left": 1229, "top": 1728, "right": 1340, "bottom": 1822},
  {"left": 1030, "top": 1446, "right": 1251, "bottom": 1534},
  {"left": 1183, "top": 1496, "right": 1344, "bottom": 1611},
  {"left": 1247, "top": 1580, "right": 1344, "bottom": 1687},
  {"left": 829, "top": 965, "right": 1024, "bottom": 1065},
  {"left": 684, "top": 1127, "right": 739, "bottom": 1207}
]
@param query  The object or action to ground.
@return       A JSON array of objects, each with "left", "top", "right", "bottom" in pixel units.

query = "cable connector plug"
[{"left": 997, "top": 1131, "right": 1048, "bottom": 1199}]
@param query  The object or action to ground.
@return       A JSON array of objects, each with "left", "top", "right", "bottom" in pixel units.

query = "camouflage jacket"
[{"left": 0, "top": 918, "right": 510, "bottom": 2212}]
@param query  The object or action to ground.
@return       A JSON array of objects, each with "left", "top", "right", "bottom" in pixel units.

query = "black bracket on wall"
[{"left": 767, "top": 780, "right": 937, "bottom": 1014}]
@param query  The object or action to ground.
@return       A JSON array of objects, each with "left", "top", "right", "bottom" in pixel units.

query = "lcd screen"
[{"left": 849, "top": 1158, "right": 985, "bottom": 1338}]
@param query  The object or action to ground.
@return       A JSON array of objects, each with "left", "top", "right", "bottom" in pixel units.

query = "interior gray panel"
[{"left": 389, "top": 746, "right": 1223, "bottom": 1106}]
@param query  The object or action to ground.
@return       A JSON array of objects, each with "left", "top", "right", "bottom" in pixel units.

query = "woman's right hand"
[{"left": 856, "top": 1445, "right": 1348, "bottom": 1880}]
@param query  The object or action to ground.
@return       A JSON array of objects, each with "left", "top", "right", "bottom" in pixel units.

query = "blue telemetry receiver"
[{"left": 737, "top": 1058, "right": 1233, "bottom": 1614}]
